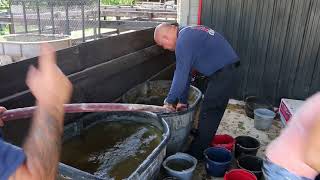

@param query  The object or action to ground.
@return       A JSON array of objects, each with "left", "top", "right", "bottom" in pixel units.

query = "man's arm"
[
  {"left": 0, "top": 107, "right": 5, "bottom": 127},
  {"left": 178, "top": 73, "right": 191, "bottom": 105},
  {"left": 164, "top": 36, "right": 193, "bottom": 108},
  {"left": 0, "top": 107, "right": 6, "bottom": 138},
  {"left": 9, "top": 44, "right": 72, "bottom": 180},
  {"left": 305, "top": 117, "right": 320, "bottom": 172},
  {"left": 13, "top": 106, "right": 64, "bottom": 180}
]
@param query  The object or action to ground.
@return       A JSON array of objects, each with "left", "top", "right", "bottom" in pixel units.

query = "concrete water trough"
[{"left": 0, "top": 34, "right": 71, "bottom": 65}]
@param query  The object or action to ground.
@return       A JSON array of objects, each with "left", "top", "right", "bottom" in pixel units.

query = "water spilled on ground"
[{"left": 60, "top": 120, "right": 162, "bottom": 180}]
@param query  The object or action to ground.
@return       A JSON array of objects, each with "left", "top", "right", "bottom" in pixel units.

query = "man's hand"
[
  {"left": 0, "top": 106, "right": 6, "bottom": 127},
  {"left": 26, "top": 44, "right": 72, "bottom": 120},
  {"left": 9, "top": 44, "right": 73, "bottom": 180},
  {"left": 163, "top": 103, "right": 176, "bottom": 112},
  {"left": 176, "top": 103, "right": 188, "bottom": 111}
]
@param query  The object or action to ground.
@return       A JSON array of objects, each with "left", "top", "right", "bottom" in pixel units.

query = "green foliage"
[
  {"left": 0, "top": 0, "right": 9, "bottom": 10},
  {"left": 0, "top": 0, "right": 9, "bottom": 35},
  {"left": 0, "top": 24, "right": 9, "bottom": 35},
  {"left": 101, "top": 0, "right": 135, "bottom": 5}
]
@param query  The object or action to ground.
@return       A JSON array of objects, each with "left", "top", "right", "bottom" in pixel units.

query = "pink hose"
[{"left": 0, "top": 103, "right": 169, "bottom": 122}]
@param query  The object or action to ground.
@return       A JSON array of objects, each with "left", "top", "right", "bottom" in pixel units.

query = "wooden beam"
[
  {"left": 0, "top": 47, "right": 172, "bottom": 108},
  {"left": 0, "top": 28, "right": 156, "bottom": 99}
]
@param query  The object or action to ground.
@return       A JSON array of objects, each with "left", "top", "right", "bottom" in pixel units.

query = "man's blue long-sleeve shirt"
[
  {"left": 0, "top": 139, "right": 25, "bottom": 180},
  {"left": 165, "top": 25, "right": 239, "bottom": 104}
]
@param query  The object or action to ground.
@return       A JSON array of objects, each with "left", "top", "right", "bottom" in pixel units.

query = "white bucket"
[{"left": 254, "top": 108, "right": 276, "bottom": 130}]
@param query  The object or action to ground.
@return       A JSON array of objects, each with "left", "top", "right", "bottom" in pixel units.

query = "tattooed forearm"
[{"left": 22, "top": 106, "right": 64, "bottom": 180}]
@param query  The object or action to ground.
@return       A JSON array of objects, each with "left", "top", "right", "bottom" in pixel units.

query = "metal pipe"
[
  {"left": 8, "top": 5, "right": 15, "bottom": 33},
  {"left": 22, "top": 2, "right": 28, "bottom": 33},
  {"left": 36, "top": 1, "right": 41, "bottom": 34},
  {"left": 50, "top": 4, "right": 55, "bottom": 34},
  {"left": 197, "top": 0, "right": 203, "bottom": 25},
  {"left": 0, "top": 103, "right": 170, "bottom": 122},
  {"left": 81, "top": 4, "right": 85, "bottom": 42},
  {"left": 98, "top": 0, "right": 101, "bottom": 37},
  {"left": 65, "top": 4, "right": 70, "bottom": 35}
]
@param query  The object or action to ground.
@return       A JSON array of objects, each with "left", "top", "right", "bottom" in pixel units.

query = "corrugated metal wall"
[{"left": 201, "top": 0, "right": 320, "bottom": 104}]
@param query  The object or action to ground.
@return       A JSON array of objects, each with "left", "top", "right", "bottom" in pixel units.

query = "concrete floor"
[{"left": 191, "top": 99, "right": 282, "bottom": 180}]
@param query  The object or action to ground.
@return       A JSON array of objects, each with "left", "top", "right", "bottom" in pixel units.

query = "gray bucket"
[
  {"left": 162, "top": 153, "right": 197, "bottom": 180},
  {"left": 122, "top": 80, "right": 202, "bottom": 154},
  {"left": 254, "top": 108, "right": 275, "bottom": 130}
]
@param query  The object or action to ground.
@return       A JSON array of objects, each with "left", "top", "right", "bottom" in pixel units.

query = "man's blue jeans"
[{"left": 263, "top": 157, "right": 312, "bottom": 180}]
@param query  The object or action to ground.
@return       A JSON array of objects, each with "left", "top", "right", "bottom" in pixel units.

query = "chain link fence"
[{"left": 11, "top": 0, "right": 100, "bottom": 44}]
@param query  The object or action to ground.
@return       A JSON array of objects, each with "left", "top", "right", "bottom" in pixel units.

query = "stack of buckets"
[{"left": 204, "top": 134, "right": 261, "bottom": 180}]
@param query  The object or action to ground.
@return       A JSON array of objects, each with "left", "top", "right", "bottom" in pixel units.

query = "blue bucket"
[{"left": 204, "top": 147, "right": 232, "bottom": 177}]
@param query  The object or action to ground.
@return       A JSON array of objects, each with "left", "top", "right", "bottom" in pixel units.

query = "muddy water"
[
  {"left": 124, "top": 82, "right": 197, "bottom": 106},
  {"left": 135, "top": 95, "right": 165, "bottom": 106},
  {"left": 60, "top": 121, "right": 162, "bottom": 180},
  {"left": 166, "top": 159, "right": 193, "bottom": 171}
]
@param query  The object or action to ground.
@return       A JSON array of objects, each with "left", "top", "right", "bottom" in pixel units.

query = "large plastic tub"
[
  {"left": 1, "top": 103, "right": 170, "bottom": 180},
  {"left": 59, "top": 111, "right": 170, "bottom": 180},
  {"left": 122, "top": 80, "right": 202, "bottom": 154}
]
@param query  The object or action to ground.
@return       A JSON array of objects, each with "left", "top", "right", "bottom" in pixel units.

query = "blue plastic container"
[{"left": 204, "top": 147, "right": 232, "bottom": 177}]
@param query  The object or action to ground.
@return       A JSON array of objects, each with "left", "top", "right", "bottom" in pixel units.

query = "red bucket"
[
  {"left": 224, "top": 169, "right": 257, "bottom": 180},
  {"left": 210, "top": 134, "right": 235, "bottom": 151}
]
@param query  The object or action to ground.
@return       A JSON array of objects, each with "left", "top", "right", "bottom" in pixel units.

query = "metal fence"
[
  {"left": 201, "top": 0, "right": 320, "bottom": 105},
  {"left": 11, "top": 0, "right": 100, "bottom": 43}
]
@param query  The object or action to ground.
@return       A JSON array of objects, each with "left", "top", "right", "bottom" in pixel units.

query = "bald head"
[{"left": 154, "top": 23, "right": 178, "bottom": 51}]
